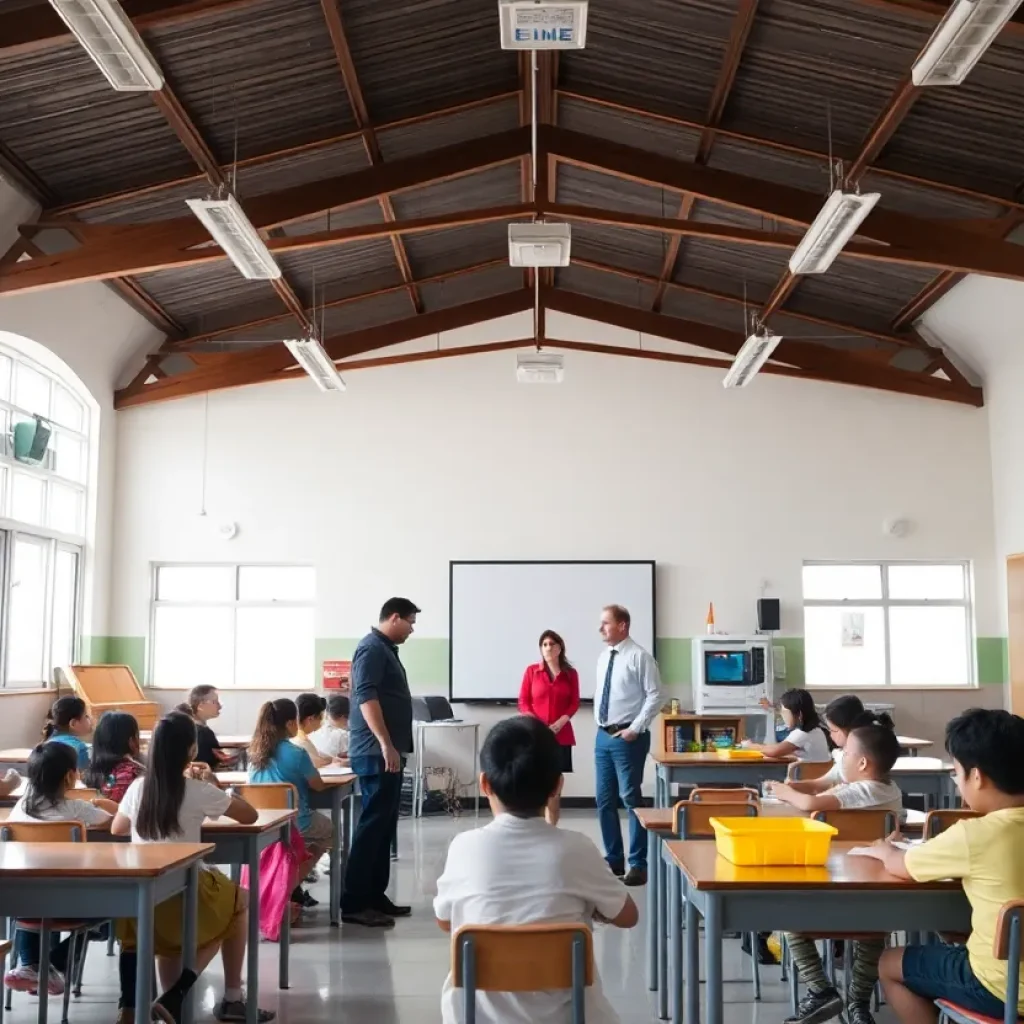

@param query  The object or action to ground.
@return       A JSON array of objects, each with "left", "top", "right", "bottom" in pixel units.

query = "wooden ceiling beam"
[
  {"left": 853, "top": 0, "right": 1024, "bottom": 35},
  {"left": 114, "top": 289, "right": 534, "bottom": 407},
  {"left": 319, "top": 0, "right": 422, "bottom": 314},
  {"left": 652, "top": 0, "right": 758, "bottom": 312}
]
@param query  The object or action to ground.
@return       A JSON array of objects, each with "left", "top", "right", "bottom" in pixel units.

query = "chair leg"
[
  {"left": 61, "top": 931, "right": 78, "bottom": 1024},
  {"left": 5, "top": 924, "right": 15, "bottom": 1013},
  {"left": 790, "top": 958, "right": 800, "bottom": 1015},
  {"left": 72, "top": 934, "right": 89, "bottom": 997},
  {"left": 843, "top": 943, "right": 854, "bottom": 1004},
  {"left": 781, "top": 935, "right": 789, "bottom": 982},
  {"left": 750, "top": 934, "right": 762, "bottom": 1001},
  {"left": 571, "top": 933, "right": 586, "bottom": 1024}
]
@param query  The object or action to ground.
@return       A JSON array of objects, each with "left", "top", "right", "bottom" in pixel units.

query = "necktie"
[{"left": 598, "top": 650, "right": 617, "bottom": 726}]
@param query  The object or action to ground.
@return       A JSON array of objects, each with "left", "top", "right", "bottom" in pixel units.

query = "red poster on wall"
[{"left": 323, "top": 660, "right": 351, "bottom": 692}]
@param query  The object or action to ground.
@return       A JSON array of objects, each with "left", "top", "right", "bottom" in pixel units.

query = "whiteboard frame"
[{"left": 447, "top": 559, "right": 658, "bottom": 703}]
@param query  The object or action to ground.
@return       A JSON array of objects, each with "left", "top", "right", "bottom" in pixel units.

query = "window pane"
[
  {"left": 238, "top": 566, "right": 315, "bottom": 602},
  {"left": 48, "top": 482, "right": 83, "bottom": 536},
  {"left": 52, "top": 432, "right": 86, "bottom": 484},
  {"left": 235, "top": 607, "right": 314, "bottom": 687},
  {"left": 889, "top": 607, "right": 970, "bottom": 686},
  {"left": 51, "top": 385, "right": 84, "bottom": 433},
  {"left": 51, "top": 547, "right": 78, "bottom": 671},
  {"left": 13, "top": 363, "right": 50, "bottom": 417},
  {"left": 0, "top": 353, "right": 10, "bottom": 401},
  {"left": 0, "top": 465, "right": 6, "bottom": 515},
  {"left": 11, "top": 472, "right": 45, "bottom": 527},
  {"left": 804, "top": 606, "right": 886, "bottom": 687},
  {"left": 887, "top": 564, "right": 966, "bottom": 601},
  {"left": 803, "top": 564, "right": 882, "bottom": 601},
  {"left": 8, "top": 536, "right": 48, "bottom": 685},
  {"left": 153, "top": 606, "right": 233, "bottom": 687},
  {"left": 156, "top": 565, "right": 235, "bottom": 602}
]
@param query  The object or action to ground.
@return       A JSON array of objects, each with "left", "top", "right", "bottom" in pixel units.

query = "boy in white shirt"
[
  {"left": 311, "top": 694, "right": 350, "bottom": 762},
  {"left": 769, "top": 720, "right": 904, "bottom": 1024},
  {"left": 434, "top": 715, "right": 638, "bottom": 1024}
]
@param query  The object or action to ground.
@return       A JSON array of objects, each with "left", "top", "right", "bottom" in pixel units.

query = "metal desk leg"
[
  {"left": 684, "top": 891, "right": 699, "bottom": 1024},
  {"left": 37, "top": 921, "right": 50, "bottom": 1024},
  {"left": 657, "top": 847, "right": 668, "bottom": 1020},
  {"left": 246, "top": 837, "right": 260, "bottom": 1024},
  {"left": 279, "top": 823, "right": 290, "bottom": 992},
  {"left": 646, "top": 829, "right": 658, "bottom": 991},
  {"left": 670, "top": 863, "right": 683, "bottom": 1024},
  {"left": 182, "top": 864, "right": 199, "bottom": 1024},
  {"left": 330, "top": 789, "right": 342, "bottom": 927},
  {"left": 704, "top": 894, "right": 723, "bottom": 1024},
  {"left": 413, "top": 725, "right": 423, "bottom": 819},
  {"left": 342, "top": 791, "right": 352, "bottom": 871},
  {"left": 135, "top": 886, "right": 155, "bottom": 1024}
]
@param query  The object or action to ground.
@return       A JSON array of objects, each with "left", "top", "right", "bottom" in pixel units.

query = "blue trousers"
[{"left": 594, "top": 728, "right": 651, "bottom": 871}]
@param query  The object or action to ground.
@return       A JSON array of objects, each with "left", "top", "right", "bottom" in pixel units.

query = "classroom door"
[{"left": 1008, "top": 555, "right": 1024, "bottom": 714}]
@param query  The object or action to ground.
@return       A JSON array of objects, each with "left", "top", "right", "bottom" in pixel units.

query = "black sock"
[
  {"left": 154, "top": 968, "right": 198, "bottom": 1024},
  {"left": 118, "top": 951, "right": 138, "bottom": 1009}
]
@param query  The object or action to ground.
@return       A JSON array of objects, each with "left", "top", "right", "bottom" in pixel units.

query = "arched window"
[{"left": 0, "top": 340, "right": 91, "bottom": 688}]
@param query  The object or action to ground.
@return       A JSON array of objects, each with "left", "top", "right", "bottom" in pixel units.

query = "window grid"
[{"left": 802, "top": 560, "right": 975, "bottom": 688}]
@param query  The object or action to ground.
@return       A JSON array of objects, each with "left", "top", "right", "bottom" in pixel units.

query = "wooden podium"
[{"left": 63, "top": 664, "right": 161, "bottom": 731}]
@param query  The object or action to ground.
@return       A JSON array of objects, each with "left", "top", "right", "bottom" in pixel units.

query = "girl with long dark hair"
[
  {"left": 84, "top": 710, "right": 146, "bottom": 802},
  {"left": 743, "top": 687, "right": 830, "bottom": 761},
  {"left": 43, "top": 695, "right": 92, "bottom": 770}
]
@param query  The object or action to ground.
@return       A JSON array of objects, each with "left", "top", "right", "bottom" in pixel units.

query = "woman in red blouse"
[{"left": 518, "top": 629, "right": 580, "bottom": 825}]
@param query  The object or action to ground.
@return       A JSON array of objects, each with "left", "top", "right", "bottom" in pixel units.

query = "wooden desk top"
[
  {"left": 0, "top": 807, "right": 294, "bottom": 834},
  {"left": 0, "top": 841, "right": 213, "bottom": 877},
  {"left": 890, "top": 757, "right": 951, "bottom": 774},
  {"left": 652, "top": 752, "right": 791, "bottom": 766},
  {"left": 140, "top": 733, "right": 251, "bottom": 748},
  {"left": 665, "top": 839, "right": 959, "bottom": 892},
  {"left": 215, "top": 769, "right": 355, "bottom": 788},
  {"left": 898, "top": 736, "right": 932, "bottom": 749},
  {"left": 634, "top": 804, "right": 925, "bottom": 832},
  {"left": 0, "top": 749, "right": 33, "bottom": 763}
]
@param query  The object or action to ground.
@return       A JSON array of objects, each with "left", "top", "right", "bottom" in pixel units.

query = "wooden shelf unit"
[{"left": 653, "top": 713, "right": 746, "bottom": 757}]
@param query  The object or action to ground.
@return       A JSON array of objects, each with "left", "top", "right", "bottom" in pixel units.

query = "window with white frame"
[
  {"left": 151, "top": 565, "right": 315, "bottom": 689},
  {"left": 802, "top": 562, "right": 974, "bottom": 688},
  {"left": 0, "top": 343, "right": 87, "bottom": 688}
]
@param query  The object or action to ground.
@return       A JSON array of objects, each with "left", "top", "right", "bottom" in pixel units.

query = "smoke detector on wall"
[{"left": 883, "top": 518, "right": 911, "bottom": 539}]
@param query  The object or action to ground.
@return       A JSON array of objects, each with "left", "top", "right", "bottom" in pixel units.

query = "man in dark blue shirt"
[{"left": 341, "top": 596, "right": 418, "bottom": 927}]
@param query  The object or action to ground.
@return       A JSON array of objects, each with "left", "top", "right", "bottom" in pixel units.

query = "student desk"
[
  {"left": 140, "top": 734, "right": 253, "bottom": 768},
  {"left": 664, "top": 840, "right": 971, "bottom": 1024},
  {"left": 897, "top": 736, "right": 932, "bottom": 756},
  {"left": 0, "top": 749, "right": 34, "bottom": 766},
  {"left": 217, "top": 769, "right": 357, "bottom": 927},
  {"left": 890, "top": 757, "right": 957, "bottom": 809},
  {"left": 0, "top": 842, "right": 210, "bottom": 1024}
]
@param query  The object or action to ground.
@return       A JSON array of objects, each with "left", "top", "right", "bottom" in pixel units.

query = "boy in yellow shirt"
[{"left": 860, "top": 708, "right": 1024, "bottom": 1024}]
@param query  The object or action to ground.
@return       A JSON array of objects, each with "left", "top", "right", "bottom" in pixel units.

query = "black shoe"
[
  {"left": 608, "top": 863, "right": 625, "bottom": 877},
  {"left": 290, "top": 886, "right": 318, "bottom": 908},
  {"left": 846, "top": 1004, "right": 876, "bottom": 1024},
  {"left": 783, "top": 987, "right": 843, "bottom": 1024},
  {"left": 341, "top": 909, "right": 396, "bottom": 928},
  {"left": 374, "top": 895, "right": 412, "bottom": 918},
  {"left": 623, "top": 867, "right": 648, "bottom": 887}
]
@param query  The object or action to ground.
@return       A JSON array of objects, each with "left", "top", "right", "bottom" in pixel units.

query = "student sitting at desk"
[
  {"left": 177, "top": 685, "right": 237, "bottom": 769},
  {"left": 84, "top": 710, "right": 146, "bottom": 802},
  {"left": 864, "top": 708, "right": 1024, "bottom": 1024},
  {"left": 742, "top": 688, "right": 830, "bottom": 761},
  {"left": 434, "top": 715, "right": 638, "bottom": 1024},
  {"left": 4, "top": 743, "right": 115, "bottom": 996},
  {"left": 43, "top": 694, "right": 92, "bottom": 771},
  {"left": 312, "top": 694, "right": 350, "bottom": 763},
  {"left": 770, "top": 718, "right": 903, "bottom": 1024},
  {"left": 292, "top": 693, "right": 338, "bottom": 770}
]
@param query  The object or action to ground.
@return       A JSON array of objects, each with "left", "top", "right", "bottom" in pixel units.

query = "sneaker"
[
  {"left": 374, "top": 895, "right": 412, "bottom": 918},
  {"left": 213, "top": 998, "right": 275, "bottom": 1022},
  {"left": 783, "top": 987, "right": 843, "bottom": 1024},
  {"left": 623, "top": 868, "right": 648, "bottom": 887},
  {"left": 341, "top": 908, "right": 396, "bottom": 929},
  {"left": 5, "top": 963, "right": 65, "bottom": 995},
  {"left": 846, "top": 1004, "right": 877, "bottom": 1024}
]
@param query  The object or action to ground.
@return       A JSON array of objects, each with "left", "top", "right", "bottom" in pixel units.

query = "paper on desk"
[
  {"left": 849, "top": 840, "right": 918, "bottom": 857},
  {"left": 320, "top": 765, "right": 355, "bottom": 777}
]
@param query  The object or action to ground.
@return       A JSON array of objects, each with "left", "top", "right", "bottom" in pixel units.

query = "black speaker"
[{"left": 757, "top": 598, "right": 780, "bottom": 632}]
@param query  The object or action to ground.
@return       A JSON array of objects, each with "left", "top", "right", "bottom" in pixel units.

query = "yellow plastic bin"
[
  {"left": 715, "top": 748, "right": 764, "bottom": 760},
  {"left": 709, "top": 817, "right": 839, "bottom": 866}
]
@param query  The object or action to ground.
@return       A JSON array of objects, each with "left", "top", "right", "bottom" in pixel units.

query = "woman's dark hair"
[
  {"left": 538, "top": 629, "right": 573, "bottom": 675},
  {"left": 779, "top": 688, "right": 822, "bottom": 732},
  {"left": 946, "top": 708, "right": 1024, "bottom": 794},
  {"left": 249, "top": 699, "right": 298, "bottom": 770},
  {"left": 24, "top": 742, "right": 78, "bottom": 818},
  {"left": 296, "top": 693, "right": 327, "bottom": 723},
  {"left": 327, "top": 694, "right": 350, "bottom": 720},
  {"left": 135, "top": 712, "right": 196, "bottom": 840},
  {"left": 480, "top": 715, "right": 562, "bottom": 815},
  {"left": 43, "top": 695, "right": 87, "bottom": 740},
  {"left": 84, "top": 711, "right": 141, "bottom": 790},
  {"left": 823, "top": 695, "right": 866, "bottom": 733}
]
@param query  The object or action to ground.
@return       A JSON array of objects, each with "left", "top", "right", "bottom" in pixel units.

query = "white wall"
[{"left": 110, "top": 313, "right": 1000, "bottom": 795}]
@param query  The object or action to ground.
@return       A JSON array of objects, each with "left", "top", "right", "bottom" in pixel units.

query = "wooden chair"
[
  {"left": 936, "top": 898, "right": 1023, "bottom": 1024},
  {"left": 451, "top": 923, "right": 592, "bottom": 1024},
  {"left": 0, "top": 939, "right": 10, "bottom": 1024},
  {"left": 0, "top": 820, "right": 101, "bottom": 1024},
  {"left": 923, "top": 809, "right": 980, "bottom": 839},
  {"left": 63, "top": 665, "right": 160, "bottom": 732},
  {"left": 811, "top": 809, "right": 896, "bottom": 842},
  {"left": 231, "top": 783, "right": 297, "bottom": 810},
  {"left": 787, "top": 761, "right": 834, "bottom": 782},
  {"left": 689, "top": 787, "right": 759, "bottom": 804}
]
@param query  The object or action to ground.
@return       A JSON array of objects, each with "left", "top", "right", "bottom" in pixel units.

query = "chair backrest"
[
  {"left": 923, "top": 809, "right": 980, "bottom": 839},
  {"left": 689, "top": 787, "right": 758, "bottom": 804},
  {"left": 0, "top": 820, "right": 87, "bottom": 842},
  {"left": 811, "top": 808, "right": 895, "bottom": 841},
  {"left": 232, "top": 783, "right": 297, "bottom": 810},
  {"left": 995, "top": 900, "right": 1024, "bottom": 1024},
  {"left": 674, "top": 800, "right": 758, "bottom": 838},
  {"left": 452, "top": 923, "right": 593, "bottom": 991},
  {"left": 72, "top": 788, "right": 98, "bottom": 803},
  {"left": 787, "top": 761, "right": 834, "bottom": 782}
]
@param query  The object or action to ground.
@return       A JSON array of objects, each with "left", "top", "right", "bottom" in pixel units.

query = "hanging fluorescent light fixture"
[
  {"left": 185, "top": 193, "right": 282, "bottom": 281},
  {"left": 284, "top": 334, "right": 346, "bottom": 392},
  {"left": 788, "top": 189, "right": 880, "bottom": 275},
  {"left": 723, "top": 330, "right": 783, "bottom": 389},
  {"left": 47, "top": 0, "right": 164, "bottom": 91},
  {"left": 912, "top": 0, "right": 1024, "bottom": 86}
]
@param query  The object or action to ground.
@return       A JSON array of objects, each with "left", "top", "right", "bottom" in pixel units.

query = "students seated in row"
[
  {"left": 249, "top": 698, "right": 333, "bottom": 910},
  {"left": 176, "top": 685, "right": 236, "bottom": 768},
  {"left": 770, "top": 718, "right": 903, "bottom": 1024},
  {"left": 113, "top": 712, "right": 274, "bottom": 1023},
  {"left": 820, "top": 694, "right": 870, "bottom": 779},
  {"left": 744, "top": 688, "right": 831, "bottom": 761},
  {"left": 434, "top": 715, "right": 638, "bottom": 1024},
  {"left": 291, "top": 693, "right": 335, "bottom": 769},
  {"left": 43, "top": 694, "right": 92, "bottom": 770},
  {"left": 4, "top": 743, "right": 116, "bottom": 996},
  {"left": 863, "top": 708, "right": 1024, "bottom": 1024},
  {"left": 84, "top": 709, "right": 146, "bottom": 802},
  {"left": 312, "top": 694, "right": 350, "bottom": 762}
]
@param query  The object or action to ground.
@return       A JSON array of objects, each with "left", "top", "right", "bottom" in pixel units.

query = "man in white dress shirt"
[{"left": 594, "top": 604, "right": 663, "bottom": 885}]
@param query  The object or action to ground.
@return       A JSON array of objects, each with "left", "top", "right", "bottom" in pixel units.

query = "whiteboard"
[{"left": 449, "top": 561, "right": 656, "bottom": 702}]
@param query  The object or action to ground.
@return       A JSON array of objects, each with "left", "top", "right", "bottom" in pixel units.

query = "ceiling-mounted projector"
[
  {"left": 498, "top": 0, "right": 588, "bottom": 49},
  {"left": 509, "top": 222, "right": 572, "bottom": 267},
  {"left": 517, "top": 352, "right": 564, "bottom": 383}
]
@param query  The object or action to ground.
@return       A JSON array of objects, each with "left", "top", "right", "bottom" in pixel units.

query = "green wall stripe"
[{"left": 976, "top": 637, "right": 1008, "bottom": 687}]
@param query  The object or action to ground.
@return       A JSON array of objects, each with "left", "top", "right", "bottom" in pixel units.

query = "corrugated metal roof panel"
[
  {"left": 674, "top": 238, "right": 790, "bottom": 296},
  {"left": 659, "top": 288, "right": 748, "bottom": 333},
  {"left": 278, "top": 200, "right": 384, "bottom": 239},
  {"left": 570, "top": 222, "right": 668, "bottom": 279},
  {"left": 402, "top": 221, "right": 509, "bottom": 277},
  {"left": 391, "top": 163, "right": 520, "bottom": 219},
  {"left": 557, "top": 97, "right": 702, "bottom": 162},
  {"left": 557, "top": 163, "right": 673, "bottom": 218},
  {"left": 707, "top": 137, "right": 830, "bottom": 196},
  {"left": 324, "top": 289, "right": 414, "bottom": 338},
  {"left": 557, "top": 265, "right": 656, "bottom": 310},
  {"left": 419, "top": 264, "right": 519, "bottom": 313},
  {"left": 276, "top": 237, "right": 402, "bottom": 302},
  {"left": 377, "top": 96, "right": 520, "bottom": 161}
]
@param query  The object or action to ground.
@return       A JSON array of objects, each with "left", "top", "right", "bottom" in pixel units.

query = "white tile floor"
[{"left": 2, "top": 811, "right": 901, "bottom": 1024}]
